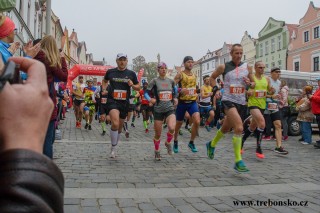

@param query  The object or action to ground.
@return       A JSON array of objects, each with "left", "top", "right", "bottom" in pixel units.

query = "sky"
[{"left": 52, "top": 0, "right": 320, "bottom": 68}]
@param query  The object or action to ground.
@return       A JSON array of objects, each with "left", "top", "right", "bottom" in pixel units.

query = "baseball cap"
[
  {"left": 271, "top": 67, "right": 280, "bottom": 72},
  {"left": 116, "top": 53, "right": 127, "bottom": 60}
]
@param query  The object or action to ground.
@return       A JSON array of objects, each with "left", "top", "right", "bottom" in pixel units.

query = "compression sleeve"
[{"left": 144, "top": 90, "right": 151, "bottom": 101}]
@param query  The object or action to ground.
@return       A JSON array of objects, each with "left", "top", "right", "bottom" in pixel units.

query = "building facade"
[
  {"left": 240, "top": 31, "right": 256, "bottom": 66},
  {"left": 256, "top": 17, "right": 298, "bottom": 70},
  {"left": 287, "top": 2, "right": 320, "bottom": 72}
]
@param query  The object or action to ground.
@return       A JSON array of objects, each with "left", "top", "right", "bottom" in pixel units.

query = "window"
[
  {"left": 277, "top": 35, "right": 281, "bottom": 50},
  {"left": 265, "top": 41, "right": 269, "bottom": 55},
  {"left": 243, "top": 55, "right": 246, "bottom": 60},
  {"left": 260, "top": 43, "right": 263, "bottom": 57},
  {"left": 304, "top": 31, "right": 309, "bottom": 42},
  {"left": 212, "top": 61, "right": 214, "bottom": 68},
  {"left": 314, "top": 26, "right": 319, "bottom": 39},
  {"left": 278, "top": 60, "right": 282, "bottom": 66},
  {"left": 266, "top": 64, "right": 269, "bottom": 68},
  {"left": 207, "top": 63, "right": 209, "bottom": 70},
  {"left": 314, "top": 56, "right": 319, "bottom": 71},
  {"left": 271, "top": 38, "right": 275, "bottom": 52},
  {"left": 294, "top": 62, "right": 299, "bottom": 71}
]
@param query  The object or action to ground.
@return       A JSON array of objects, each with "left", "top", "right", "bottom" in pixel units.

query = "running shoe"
[
  {"left": 274, "top": 146, "right": 288, "bottom": 155},
  {"left": 282, "top": 136, "right": 288, "bottom": 141},
  {"left": 206, "top": 141, "right": 215, "bottom": 159},
  {"left": 256, "top": 147, "right": 265, "bottom": 159},
  {"left": 234, "top": 160, "right": 249, "bottom": 172},
  {"left": 188, "top": 143, "right": 198, "bottom": 153},
  {"left": 154, "top": 150, "right": 161, "bottom": 161},
  {"left": 165, "top": 142, "right": 173, "bottom": 155},
  {"left": 110, "top": 146, "right": 116, "bottom": 158},
  {"left": 173, "top": 142, "right": 179, "bottom": 153},
  {"left": 145, "top": 129, "right": 149, "bottom": 133},
  {"left": 88, "top": 125, "right": 92, "bottom": 130},
  {"left": 205, "top": 125, "right": 212, "bottom": 132},
  {"left": 131, "top": 123, "right": 135, "bottom": 128},
  {"left": 101, "top": 131, "right": 106, "bottom": 136},
  {"left": 179, "top": 130, "right": 183, "bottom": 135},
  {"left": 85, "top": 123, "right": 89, "bottom": 129},
  {"left": 314, "top": 142, "right": 320, "bottom": 149},
  {"left": 300, "top": 141, "right": 311, "bottom": 145},
  {"left": 125, "top": 131, "right": 129, "bottom": 138}
]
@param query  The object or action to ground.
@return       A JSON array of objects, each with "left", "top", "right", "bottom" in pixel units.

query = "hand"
[
  {"left": 23, "top": 41, "right": 41, "bottom": 58},
  {"left": 173, "top": 98, "right": 178, "bottom": 107},
  {"left": 243, "top": 77, "right": 250, "bottom": 85},
  {"left": 149, "top": 102, "right": 153, "bottom": 107},
  {"left": 0, "top": 57, "right": 53, "bottom": 153},
  {"left": 150, "top": 98, "right": 156, "bottom": 105},
  {"left": 247, "top": 90, "right": 253, "bottom": 97},
  {"left": 308, "top": 94, "right": 312, "bottom": 99},
  {"left": 8, "top": 42, "right": 21, "bottom": 54},
  {"left": 270, "top": 87, "right": 275, "bottom": 94},
  {"left": 180, "top": 88, "right": 188, "bottom": 95},
  {"left": 128, "top": 79, "right": 133, "bottom": 87}
]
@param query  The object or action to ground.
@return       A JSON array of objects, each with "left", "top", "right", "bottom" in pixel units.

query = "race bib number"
[
  {"left": 101, "top": 98, "right": 107, "bottom": 104},
  {"left": 230, "top": 84, "right": 245, "bottom": 95},
  {"left": 255, "top": 90, "right": 266, "bottom": 98},
  {"left": 113, "top": 90, "right": 127, "bottom": 100},
  {"left": 159, "top": 91, "right": 172, "bottom": 101},
  {"left": 186, "top": 88, "right": 196, "bottom": 96},
  {"left": 267, "top": 102, "right": 278, "bottom": 111}
]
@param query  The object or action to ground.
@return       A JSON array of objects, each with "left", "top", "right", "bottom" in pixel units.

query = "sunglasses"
[{"left": 257, "top": 67, "right": 265, "bottom": 69}]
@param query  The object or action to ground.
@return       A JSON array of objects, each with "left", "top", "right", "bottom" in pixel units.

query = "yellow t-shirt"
[{"left": 179, "top": 72, "right": 197, "bottom": 101}]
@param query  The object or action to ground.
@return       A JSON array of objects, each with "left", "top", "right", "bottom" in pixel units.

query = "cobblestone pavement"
[{"left": 55, "top": 111, "right": 320, "bottom": 213}]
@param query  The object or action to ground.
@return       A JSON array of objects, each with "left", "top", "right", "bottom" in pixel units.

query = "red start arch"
[{"left": 67, "top": 64, "right": 114, "bottom": 89}]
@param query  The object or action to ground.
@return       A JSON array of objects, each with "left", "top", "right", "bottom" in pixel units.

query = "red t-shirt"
[{"left": 139, "top": 89, "right": 150, "bottom": 105}]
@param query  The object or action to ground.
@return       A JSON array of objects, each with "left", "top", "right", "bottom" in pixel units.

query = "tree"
[
  {"left": 144, "top": 62, "right": 158, "bottom": 82},
  {"left": 132, "top": 55, "right": 146, "bottom": 73}
]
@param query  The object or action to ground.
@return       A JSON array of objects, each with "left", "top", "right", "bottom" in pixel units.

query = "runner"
[
  {"left": 99, "top": 83, "right": 110, "bottom": 136},
  {"left": 144, "top": 62, "right": 178, "bottom": 160},
  {"left": 265, "top": 67, "right": 289, "bottom": 155},
  {"left": 72, "top": 76, "right": 86, "bottom": 128},
  {"left": 206, "top": 44, "right": 255, "bottom": 172},
  {"left": 173, "top": 56, "right": 200, "bottom": 153},
  {"left": 139, "top": 82, "right": 153, "bottom": 133},
  {"left": 123, "top": 88, "right": 140, "bottom": 137},
  {"left": 102, "top": 53, "right": 140, "bottom": 158},
  {"left": 83, "top": 79, "right": 97, "bottom": 130},
  {"left": 241, "top": 61, "right": 274, "bottom": 158},
  {"left": 199, "top": 75, "right": 215, "bottom": 132}
]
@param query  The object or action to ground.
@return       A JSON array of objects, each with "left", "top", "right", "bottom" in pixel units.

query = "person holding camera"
[{"left": 0, "top": 57, "right": 64, "bottom": 213}]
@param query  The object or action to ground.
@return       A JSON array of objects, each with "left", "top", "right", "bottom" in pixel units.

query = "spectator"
[
  {"left": 309, "top": 77, "right": 320, "bottom": 149},
  {"left": 296, "top": 86, "right": 314, "bottom": 145},
  {"left": 34, "top": 35, "right": 68, "bottom": 158},
  {"left": 0, "top": 57, "right": 64, "bottom": 213},
  {"left": 279, "top": 80, "right": 289, "bottom": 140}
]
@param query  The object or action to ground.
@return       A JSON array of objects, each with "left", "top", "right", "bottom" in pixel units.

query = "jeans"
[
  {"left": 43, "top": 120, "right": 55, "bottom": 159},
  {"left": 301, "top": 121, "right": 312, "bottom": 144},
  {"left": 280, "top": 107, "right": 289, "bottom": 137}
]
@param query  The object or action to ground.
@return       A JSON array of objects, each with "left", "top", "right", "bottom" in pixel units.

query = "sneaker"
[
  {"left": 188, "top": 128, "right": 192, "bottom": 133},
  {"left": 185, "top": 125, "right": 189, "bottom": 130},
  {"left": 188, "top": 143, "right": 198, "bottom": 153},
  {"left": 165, "top": 142, "right": 173, "bottom": 155},
  {"left": 314, "top": 142, "right": 320, "bottom": 149},
  {"left": 125, "top": 131, "right": 129, "bottom": 138},
  {"left": 274, "top": 146, "right": 288, "bottom": 155},
  {"left": 262, "top": 136, "right": 271, "bottom": 140},
  {"left": 131, "top": 123, "right": 135, "bottom": 128},
  {"left": 234, "top": 160, "right": 249, "bottom": 172},
  {"left": 88, "top": 125, "right": 92, "bottom": 130},
  {"left": 145, "top": 129, "right": 149, "bottom": 133},
  {"left": 110, "top": 146, "right": 116, "bottom": 158},
  {"left": 179, "top": 130, "right": 183, "bottom": 135},
  {"left": 173, "top": 142, "right": 179, "bottom": 153},
  {"left": 85, "top": 123, "right": 89, "bottom": 129},
  {"left": 282, "top": 136, "right": 288, "bottom": 141},
  {"left": 206, "top": 141, "right": 215, "bottom": 159},
  {"left": 256, "top": 147, "right": 265, "bottom": 159},
  {"left": 101, "top": 131, "right": 106, "bottom": 136},
  {"left": 154, "top": 150, "right": 161, "bottom": 161},
  {"left": 301, "top": 141, "right": 311, "bottom": 145},
  {"left": 205, "top": 125, "right": 212, "bottom": 132}
]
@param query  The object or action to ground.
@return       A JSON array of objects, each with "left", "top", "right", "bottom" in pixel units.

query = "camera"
[{"left": 0, "top": 61, "right": 22, "bottom": 91}]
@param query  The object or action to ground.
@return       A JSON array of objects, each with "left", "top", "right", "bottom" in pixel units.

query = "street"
[{"left": 55, "top": 112, "right": 320, "bottom": 213}]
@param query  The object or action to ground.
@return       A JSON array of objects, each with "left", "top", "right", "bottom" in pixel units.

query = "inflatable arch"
[{"left": 66, "top": 64, "right": 114, "bottom": 89}]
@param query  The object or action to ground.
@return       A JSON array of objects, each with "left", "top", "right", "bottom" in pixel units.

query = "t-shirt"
[
  {"left": 83, "top": 86, "right": 96, "bottom": 104},
  {"left": 178, "top": 72, "right": 197, "bottom": 101},
  {"left": 73, "top": 83, "right": 86, "bottom": 100},
  {"left": 104, "top": 68, "right": 139, "bottom": 102},
  {"left": 140, "top": 89, "right": 150, "bottom": 105},
  {"left": 147, "top": 77, "right": 175, "bottom": 113},
  {"left": 248, "top": 75, "right": 268, "bottom": 109},
  {"left": 200, "top": 85, "right": 212, "bottom": 104}
]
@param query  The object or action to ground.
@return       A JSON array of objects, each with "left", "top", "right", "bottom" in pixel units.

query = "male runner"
[
  {"left": 72, "top": 76, "right": 86, "bottom": 128},
  {"left": 102, "top": 53, "right": 140, "bottom": 158},
  {"left": 199, "top": 75, "right": 215, "bottom": 132},
  {"left": 206, "top": 44, "right": 255, "bottom": 172}
]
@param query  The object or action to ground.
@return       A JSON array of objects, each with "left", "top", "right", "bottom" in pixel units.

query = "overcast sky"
[{"left": 52, "top": 0, "right": 319, "bottom": 68}]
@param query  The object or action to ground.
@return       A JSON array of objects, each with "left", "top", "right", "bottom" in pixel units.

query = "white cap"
[{"left": 116, "top": 53, "right": 127, "bottom": 59}]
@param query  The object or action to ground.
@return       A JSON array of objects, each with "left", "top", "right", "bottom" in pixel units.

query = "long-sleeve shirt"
[{"left": 0, "top": 40, "right": 13, "bottom": 63}]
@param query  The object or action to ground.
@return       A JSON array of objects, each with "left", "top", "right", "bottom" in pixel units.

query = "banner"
[{"left": 137, "top": 68, "right": 144, "bottom": 82}]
